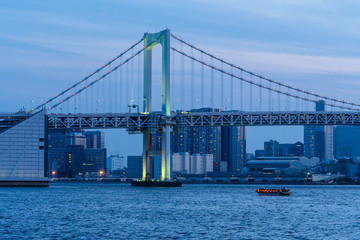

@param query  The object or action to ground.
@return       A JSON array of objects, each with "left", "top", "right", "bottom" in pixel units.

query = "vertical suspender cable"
[
  {"left": 269, "top": 82, "right": 271, "bottom": 111},
  {"left": 241, "top": 71, "right": 243, "bottom": 111},
  {"left": 138, "top": 52, "right": 141, "bottom": 110},
  {"left": 131, "top": 48, "right": 134, "bottom": 108},
  {"left": 181, "top": 43, "right": 184, "bottom": 111},
  {"left": 114, "top": 67, "right": 117, "bottom": 113},
  {"left": 86, "top": 78, "right": 88, "bottom": 113},
  {"left": 250, "top": 75, "right": 252, "bottom": 111},
  {"left": 201, "top": 53, "right": 204, "bottom": 108},
  {"left": 103, "top": 72, "right": 106, "bottom": 112},
  {"left": 109, "top": 64, "right": 112, "bottom": 113},
  {"left": 211, "top": 57, "right": 214, "bottom": 108},
  {"left": 126, "top": 59, "right": 129, "bottom": 110},
  {"left": 171, "top": 49, "right": 175, "bottom": 110},
  {"left": 287, "top": 88, "right": 290, "bottom": 110},
  {"left": 296, "top": 91, "right": 299, "bottom": 111},
  {"left": 74, "top": 86, "right": 77, "bottom": 113},
  {"left": 259, "top": 77, "right": 262, "bottom": 111},
  {"left": 307, "top": 94, "right": 309, "bottom": 111},
  {"left": 278, "top": 85, "right": 281, "bottom": 111},
  {"left": 230, "top": 67, "right": 233, "bottom": 110},
  {"left": 191, "top": 47, "right": 194, "bottom": 110},
  {"left": 221, "top": 62, "right": 224, "bottom": 110},
  {"left": 97, "top": 72, "right": 100, "bottom": 113},
  {"left": 120, "top": 57, "right": 123, "bottom": 113},
  {"left": 79, "top": 86, "right": 81, "bottom": 113}
]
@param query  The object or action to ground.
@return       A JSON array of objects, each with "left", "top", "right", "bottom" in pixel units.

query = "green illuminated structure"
[{"left": 142, "top": 29, "right": 171, "bottom": 181}]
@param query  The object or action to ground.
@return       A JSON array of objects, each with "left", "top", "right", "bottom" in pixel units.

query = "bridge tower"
[{"left": 142, "top": 29, "right": 171, "bottom": 181}]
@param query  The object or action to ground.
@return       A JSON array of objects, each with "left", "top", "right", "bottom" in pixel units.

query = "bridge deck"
[{"left": 46, "top": 111, "right": 360, "bottom": 129}]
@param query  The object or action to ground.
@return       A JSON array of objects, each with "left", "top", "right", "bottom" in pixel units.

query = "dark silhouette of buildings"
[
  {"left": 304, "top": 100, "right": 325, "bottom": 159},
  {"left": 48, "top": 129, "right": 106, "bottom": 178}
]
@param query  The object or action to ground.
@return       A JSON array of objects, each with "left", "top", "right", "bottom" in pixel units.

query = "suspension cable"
[
  {"left": 171, "top": 47, "right": 356, "bottom": 111},
  {"left": 171, "top": 33, "right": 360, "bottom": 110},
  {"left": 31, "top": 37, "right": 144, "bottom": 113},
  {"left": 48, "top": 46, "right": 146, "bottom": 111}
]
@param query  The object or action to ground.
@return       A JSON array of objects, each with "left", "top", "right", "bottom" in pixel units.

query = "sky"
[{"left": 1, "top": 0, "right": 360, "bottom": 156}]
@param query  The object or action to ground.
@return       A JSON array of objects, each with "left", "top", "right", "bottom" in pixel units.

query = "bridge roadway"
[{"left": 47, "top": 111, "right": 360, "bottom": 130}]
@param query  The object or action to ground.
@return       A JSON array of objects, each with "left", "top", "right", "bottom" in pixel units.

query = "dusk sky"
[{"left": 1, "top": 1, "right": 360, "bottom": 156}]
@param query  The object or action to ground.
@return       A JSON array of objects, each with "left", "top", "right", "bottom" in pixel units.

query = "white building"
[
  {"left": 325, "top": 126, "right": 334, "bottom": 159},
  {"left": 107, "top": 155, "right": 126, "bottom": 172},
  {"left": 0, "top": 110, "right": 48, "bottom": 186},
  {"left": 172, "top": 152, "right": 213, "bottom": 174},
  {"left": 203, "top": 154, "right": 213, "bottom": 173},
  {"left": 193, "top": 154, "right": 203, "bottom": 174},
  {"left": 172, "top": 152, "right": 190, "bottom": 173}
]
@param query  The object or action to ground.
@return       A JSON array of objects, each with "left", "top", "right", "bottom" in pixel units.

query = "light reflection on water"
[{"left": 0, "top": 183, "right": 360, "bottom": 239}]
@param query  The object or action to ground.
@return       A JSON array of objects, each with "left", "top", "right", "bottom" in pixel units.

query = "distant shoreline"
[{"left": 50, "top": 180, "right": 360, "bottom": 186}]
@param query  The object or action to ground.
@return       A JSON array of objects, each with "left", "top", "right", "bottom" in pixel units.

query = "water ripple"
[{"left": 0, "top": 184, "right": 359, "bottom": 239}]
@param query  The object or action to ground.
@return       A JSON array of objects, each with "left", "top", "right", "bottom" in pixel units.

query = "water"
[{"left": 1, "top": 183, "right": 360, "bottom": 240}]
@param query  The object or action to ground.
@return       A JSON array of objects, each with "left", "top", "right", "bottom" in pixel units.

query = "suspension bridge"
[{"left": 4, "top": 29, "right": 360, "bottom": 184}]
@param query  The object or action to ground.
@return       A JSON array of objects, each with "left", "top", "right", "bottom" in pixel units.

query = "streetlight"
[{"left": 128, "top": 103, "right": 139, "bottom": 113}]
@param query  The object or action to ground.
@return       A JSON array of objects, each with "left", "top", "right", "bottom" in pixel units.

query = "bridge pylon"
[{"left": 142, "top": 29, "right": 171, "bottom": 182}]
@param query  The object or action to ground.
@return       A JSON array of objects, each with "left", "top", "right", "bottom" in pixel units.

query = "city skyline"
[
  {"left": 1, "top": 1, "right": 360, "bottom": 157},
  {"left": 1, "top": 2, "right": 360, "bottom": 239}
]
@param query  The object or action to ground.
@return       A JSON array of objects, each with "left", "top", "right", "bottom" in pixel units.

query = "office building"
[
  {"left": 152, "top": 155, "right": 162, "bottom": 180},
  {"left": 171, "top": 108, "right": 246, "bottom": 172},
  {"left": 221, "top": 126, "right": 246, "bottom": 172},
  {"left": 255, "top": 150, "right": 265, "bottom": 158},
  {"left": 334, "top": 158, "right": 358, "bottom": 177},
  {"left": 335, "top": 126, "right": 360, "bottom": 161},
  {"left": 304, "top": 100, "right": 325, "bottom": 159},
  {"left": 66, "top": 145, "right": 84, "bottom": 177},
  {"left": 203, "top": 154, "right": 214, "bottom": 173},
  {"left": 171, "top": 152, "right": 213, "bottom": 174},
  {"left": 279, "top": 141, "right": 304, "bottom": 156},
  {"left": 82, "top": 148, "right": 106, "bottom": 174},
  {"left": 264, "top": 140, "right": 279, "bottom": 156},
  {"left": 172, "top": 152, "right": 190, "bottom": 172},
  {"left": 85, "top": 131, "right": 105, "bottom": 149},
  {"left": 48, "top": 129, "right": 106, "bottom": 178},
  {"left": 0, "top": 110, "right": 48, "bottom": 185},
  {"left": 127, "top": 156, "right": 143, "bottom": 178},
  {"left": 107, "top": 155, "right": 126, "bottom": 172},
  {"left": 67, "top": 132, "right": 86, "bottom": 149},
  {"left": 325, "top": 126, "right": 334, "bottom": 159}
]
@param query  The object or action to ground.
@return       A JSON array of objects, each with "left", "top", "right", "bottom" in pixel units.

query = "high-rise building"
[
  {"left": 171, "top": 152, "right": 213, "bottom": 174},
  {"left": 82, "top": 148, "right": 107, "bottom": 174},
  {"left": 85, "top": 131, "right": 105, "bottom": 149},
  {"left": 66, "top": 145, "right": 84, "bottom": 177},
  {"left": 279, "top": 141, "right": 304, "bottom": 156},
  {"left": 203, "top": 154, "right": 214, "bottom": 173},
  {"left": 127, "top": 156, "right": 143, "bottom": 178},
  {"left": 151, "top": 155, "right": 162, "bottom": 180},
  {"left": 325, "top": 126, "right": 334, "bottom": 159},
  {"left": 335, "top": 126, "right": 360, "bottom": 161},
  {"left": 172, "top": 152, "right": 190, "bottom": 172},
  {"left": 264, "top": 140, "right": 279, "bottom": 156},
  {"left": 48, "top": 129, "right": 106, "bottom": 178},
  {"left": 221, "top": 126, "right": 246, "bottom": 172},
  {"left": 106, "top": 155, "right": 126, "bottom": 172},
  {"left": 67, "top": 132, "right": 87, "bottom": 149},
  {"left": 304, "top": 100, "right": 325, "bottom": 159},
  {"left": 171, "top": 108, "right": 246, "bottom": 172}
]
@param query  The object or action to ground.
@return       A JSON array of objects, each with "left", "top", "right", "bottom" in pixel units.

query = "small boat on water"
[{"left": 256, "top": 188, "right": 292, "bottom": 196}]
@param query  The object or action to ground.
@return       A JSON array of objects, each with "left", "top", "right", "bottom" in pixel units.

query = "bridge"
[{"left": 3, "top": 29, "right": 360, "bottom": 184}]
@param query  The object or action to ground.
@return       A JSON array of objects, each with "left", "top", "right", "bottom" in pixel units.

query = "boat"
[{"left": 256, "top": 188, "right": 291, "bottom": 196}]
